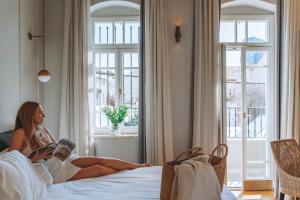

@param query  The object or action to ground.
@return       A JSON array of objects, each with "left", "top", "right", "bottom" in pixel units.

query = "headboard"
[{"left": 0, "top": 130, "right": 13, "bottom": 151}]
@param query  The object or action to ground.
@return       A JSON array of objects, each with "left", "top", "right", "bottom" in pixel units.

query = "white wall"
[
  {"left": 94, "top": 136, "right": 139, "bottom": 162},
  {"left": 0, "top": 0, "right": 20, "bottom": 132},
  {"left": 0, "top": 0, "right": 42, "bottom": 132},
  {"left": 167, "top": 0, "right": 194, "bottom": 157},
  {"left": 43, "top": 0, "right": 65, "bottom": 139}
]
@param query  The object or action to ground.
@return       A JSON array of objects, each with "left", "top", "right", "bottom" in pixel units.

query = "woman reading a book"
[{"left": 10, "top": 101, "right": 149, "bottom": 183}]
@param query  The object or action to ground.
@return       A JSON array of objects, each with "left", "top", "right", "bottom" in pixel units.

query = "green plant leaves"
[{"left": 103, "top": 105, "right": 129, "bottom": 124}]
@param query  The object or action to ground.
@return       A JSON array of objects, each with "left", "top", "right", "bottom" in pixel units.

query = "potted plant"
[{"left": 103, "top": 105, "right": 129, "bottom": 133}]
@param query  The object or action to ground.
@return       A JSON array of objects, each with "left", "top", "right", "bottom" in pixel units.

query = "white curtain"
[
  {"left": 281, "top": 0, "right": 300, "bottom": 143},
  {"left": 192, "top": 0, "right": 222, "bottom": 154},
  {"left": 144, "top": 0, "right": 174, "bottom": 165},
  {"left": 59, "top": 0, "right": 94, "bottom": 156}
]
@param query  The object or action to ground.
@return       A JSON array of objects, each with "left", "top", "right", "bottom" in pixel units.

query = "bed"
[
  {"left": 45, "top": 166, "right": 236, "bottom": 200},
  {"left": 0, "top": 131, "right": 236, "bottom": 200}
]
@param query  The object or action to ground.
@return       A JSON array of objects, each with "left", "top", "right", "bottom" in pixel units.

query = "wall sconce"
[{"left": 175, "top": 26, "right": 181, "bottom": 42}]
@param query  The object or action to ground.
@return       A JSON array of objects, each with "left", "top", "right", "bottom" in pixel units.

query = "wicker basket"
[
  {"left": 160, "top": 147, "right": 202, "bottom": 200},
  {"left": 271, "top": 139, "right": 300, "bottom": 198},
  {"left": 208, "top": 144, "right": 228, "bottom": 190}
]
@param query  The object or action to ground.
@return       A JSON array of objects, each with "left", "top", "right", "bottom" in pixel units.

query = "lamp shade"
[{"left": 37, "top": 69, "right": 51, "bottom": 82}]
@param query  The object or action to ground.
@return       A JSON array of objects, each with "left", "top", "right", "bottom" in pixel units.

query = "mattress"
[{"left": 45, "top": 166, "right": 236, "bottom": 200}]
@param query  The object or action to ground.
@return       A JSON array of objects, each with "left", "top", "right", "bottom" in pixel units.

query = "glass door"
[
  {"left": 244, "top": 47, "right": 274, "bottom": 182},
  {"left": 225, "top": 46, "right": 274, "bottom": 188}
]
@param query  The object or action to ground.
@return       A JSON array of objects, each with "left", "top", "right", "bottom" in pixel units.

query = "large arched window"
[{"left": 90, "top": 1, "right": 140, "bottom": 133}]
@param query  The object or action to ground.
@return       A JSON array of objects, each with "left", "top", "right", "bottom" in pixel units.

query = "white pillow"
[{"left": 0, "top": 150, "right": 48, "bottom": 200}]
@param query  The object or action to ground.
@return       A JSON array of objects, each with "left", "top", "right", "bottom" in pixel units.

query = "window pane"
[
  {"left": 100, "top": 53, "right": 107, "bottom": 68},
  {"left": 100, "top": 69, "right": 108, "bottom": 127},
  {"left": 95, "top": 53, "right": 100, "bottom": 68},
  {"left": 108, "top": 69, "right": 115, "bottom": 107},
  {"left": 125, "top": 22, "right": 140, "bottom": 44},
  {"left": 115, "top": 21, "right": 124, "bottom": 44},
  {"left": 108, "top": 53, "right": 115, "bottom": 68},
  {"left": 97, "top": 69, "right": 116, "bottom": 128},
  {"left": 247, "top": 67, "right": 267, "bottom": 84},
  {"left": 247, "top": 21, "right": 268, "bottom": 43},
  {"left": 123, "top": 69, "right": 131, "bottom": 105},
  {"left": 226, "top": 49, "right": 241, "bottom": 67},
  {"left": 132, "top": 53, "right": 139, "bottom": 67},
  {"left": 237, "top": 21, "right": 246, "bottom": 43},
  {"left": 220, "top": 21, "right": 235, "bottom": 43},
  {"left": 94, "top": 23, "right": 100, "bottom": 44},
  {"left": 246, "top": 51, "right": 268, "bottom": 66},
  {"left": 132, "top": 69, "right": 139, "bottom": 109},
  {"left": 94, "top": 22, "right": 113, "bottom": 44},
  {"left": 95, "top": 112, "right": 101, "bottom": 128},
  {"left": 123, "top": 53, "right": 131, "bottom": 68}
]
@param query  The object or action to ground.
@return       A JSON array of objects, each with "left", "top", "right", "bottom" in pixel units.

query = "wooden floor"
[{"left": 231, "top": 190, "right": 275, "bottom": 200}]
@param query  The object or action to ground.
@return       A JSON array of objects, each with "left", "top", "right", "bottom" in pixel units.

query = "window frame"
[
  {"left": 220, "top": 14, "right": 277, "bottom": 187},
  {"left": 91, "top": 16, "right": 140, "bottom": 135}
]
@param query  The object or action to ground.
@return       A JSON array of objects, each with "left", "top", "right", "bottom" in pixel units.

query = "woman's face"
[{"left": 33, "top": 105, "right": 45, "bottom": 125}]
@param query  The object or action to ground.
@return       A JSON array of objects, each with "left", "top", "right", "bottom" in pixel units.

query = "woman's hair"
[{"left": 14, "top": 101, "right": 40, "bottom": 149}]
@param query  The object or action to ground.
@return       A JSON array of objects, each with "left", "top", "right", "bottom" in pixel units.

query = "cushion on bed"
[
  {"left": 0, "top": 130, "right": 13, "bottom": 151},
  {"left": 0, "top": 150, "right": 48, "bottom": 200}
]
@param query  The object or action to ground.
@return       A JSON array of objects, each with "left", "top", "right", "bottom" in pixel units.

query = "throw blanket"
[{"left": 171, "top": 155, "right": 221, "bottom": 200}]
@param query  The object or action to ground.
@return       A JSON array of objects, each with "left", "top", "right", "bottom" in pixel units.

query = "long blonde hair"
[{"left": 14, "top": 101, "right": 40, "bottom": 149}]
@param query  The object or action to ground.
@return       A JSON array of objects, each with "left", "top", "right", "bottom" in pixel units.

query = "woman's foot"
[
  {"left": 129, "top": 162, "right": 151, "bottom": 170},
  {"left": 142, "top": 163, "right": 151, "bottom": 167}
]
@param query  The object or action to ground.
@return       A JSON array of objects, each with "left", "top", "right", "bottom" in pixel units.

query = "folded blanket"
[{"left": 171, "top": 155, "right": 221, "bottom": 200}]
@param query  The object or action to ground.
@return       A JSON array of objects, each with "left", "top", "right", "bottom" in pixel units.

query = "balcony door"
[{"left": 225, "top": 46, "right": 275, "bottom": 189}]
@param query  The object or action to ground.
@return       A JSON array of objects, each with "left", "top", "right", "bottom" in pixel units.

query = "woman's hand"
[{"left": 30, "top": 149, "right": 54, "bottom": 163}]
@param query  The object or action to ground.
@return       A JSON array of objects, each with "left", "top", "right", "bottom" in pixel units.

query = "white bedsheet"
[{"left": 45, "top": 166, "right": 236, "bottom": 200}]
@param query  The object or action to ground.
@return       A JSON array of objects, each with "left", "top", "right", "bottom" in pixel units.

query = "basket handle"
[
  {"left": 171, "top": 147, "right": 202, "bottom": 164},
  {"left": 209, "top": 144, "right": 228, "bottom": 162}
]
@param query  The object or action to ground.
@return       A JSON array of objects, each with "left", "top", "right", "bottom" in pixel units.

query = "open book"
[{"left": 28, "top": 139, "right": 76, "bottom": 161}]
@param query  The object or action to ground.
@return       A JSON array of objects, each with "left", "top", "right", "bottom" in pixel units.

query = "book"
[{"left": 28, "top": 138, "right": 76, "bottom": 161}]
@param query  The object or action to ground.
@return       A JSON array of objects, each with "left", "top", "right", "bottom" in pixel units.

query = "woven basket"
[
  {"left": 160, "top": 147, "right": 202, "bottom": 200},
  {"left": 208, "top": 144, "right": 228, "bottom": 190}
]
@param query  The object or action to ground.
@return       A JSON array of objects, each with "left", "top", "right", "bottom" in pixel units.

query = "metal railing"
[{"left": 227, "top": 107, "right": 266, "bottom": 138}]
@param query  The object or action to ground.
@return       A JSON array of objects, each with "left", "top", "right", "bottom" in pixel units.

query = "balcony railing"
[{"left": 227, "top": 107, "right": 266, "bottom": 138}]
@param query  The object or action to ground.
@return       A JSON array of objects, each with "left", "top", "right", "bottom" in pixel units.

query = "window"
[
  {"left": 220, "top": 17, "right": 270, "bottom": 44},
  {"left": 92, "top": 18, "right": 140, "bottom": 132}
]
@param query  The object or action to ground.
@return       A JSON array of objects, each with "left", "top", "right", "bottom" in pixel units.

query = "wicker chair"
[{"left": 271, "top": 139, "right": 300, "bottom": 200}]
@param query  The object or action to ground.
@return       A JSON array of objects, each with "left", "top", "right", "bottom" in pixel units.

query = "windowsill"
[
  {"left": 93, "top": 128, "right": 138, "bottom": 138},
  {"left": 93, "top": 134, "right": 138, "bottom": 139}
]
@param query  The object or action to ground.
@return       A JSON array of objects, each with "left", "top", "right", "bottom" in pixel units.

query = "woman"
[{"left": 10, "top": 101, "right": 149, "bottom": 183}]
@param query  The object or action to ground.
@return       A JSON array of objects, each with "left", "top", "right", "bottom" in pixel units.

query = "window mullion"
[
  {"left": 245, "top": 20, "right": 248, "bottom": 43},
  {"left": 123, "top": 21, "right": 125, "bottom": 44},
  {"left": 235, "top": 20, "right": 237, "bottom": 43},
  {"left": 113, "top": 21, "right": 116, "bottom": 44},
  {"left": 116, "top": 49, "right": 121, "bottom": 107}
]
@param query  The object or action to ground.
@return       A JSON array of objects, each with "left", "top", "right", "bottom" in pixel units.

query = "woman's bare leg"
[
  {"left": 71, "top": 157, "right": 150, "bottom": 171},
  {"left": 68, "top": 165, "right": 118, "bottom": 181}
]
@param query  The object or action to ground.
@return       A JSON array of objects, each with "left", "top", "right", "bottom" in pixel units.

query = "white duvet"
[{"left": 46, "top": 166, "right": 236, "bottom": 200}]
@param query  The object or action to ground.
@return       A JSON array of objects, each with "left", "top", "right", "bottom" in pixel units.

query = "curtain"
[
  {"left": 59, "top": 0, "right": 94, "bottom": 156},
  {"left": 192, "top": 0, "right": 222, "bottom": 154},
  {"left": 138, "top": 0, "right": 146, "bottom": 163},
  {"left": 143, "top": 0, "right": 174, "bottom": 165},
  {"left": 280, "top": 0, "right": 300, "bottom": 144}
]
